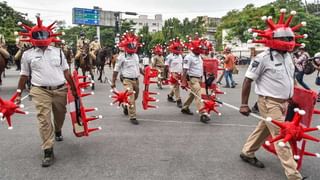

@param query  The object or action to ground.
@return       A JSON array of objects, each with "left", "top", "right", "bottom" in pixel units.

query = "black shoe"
[
  {"left": 55, "top": 131, "right": 63, "bottom": 141},
  {"left": 200, "top": 114, "right": 211, "bottom": 123},
  {"left": 223, "top": 85, "right": 230, "bottom": 88},
  {"left": 181, "top": 108, "right": 194, "bottom": 115},
  {"left": 42, "top": 148, "right": 54, "bottom": 167},
  {"left": 130, "top": 118, "right": 139, "bottom": 125},
  {"left": 176, "top": 99, "right": 182, "bottom": 108},
  {"left": 240, "top": 153, "right": 265, "bottom": 168},
  {"left": 122, "top": 105, "right": 128, "bottom": 116},
  {"left": 167, "top": 95, "right": 176, "bottom": 103}
]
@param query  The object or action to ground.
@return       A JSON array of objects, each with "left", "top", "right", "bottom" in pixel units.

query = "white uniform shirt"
[
  {"left": 114, "top": 53, "right": 140, "bottom": 78},
  {"left": 20, "top": 46, "right": 69, "bottom": 86},
  {"left": 183, "top": 52, "right": 203, "bottom": 77},
  {"left": 165, "top": 53, "right": 183, "bottom": 73},
  {"left": 245, "top": 49, "right": 295, "bottom": 99}
]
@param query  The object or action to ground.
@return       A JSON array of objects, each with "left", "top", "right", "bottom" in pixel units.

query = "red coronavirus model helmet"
[
  {"left": 152, "top": 44, "right": 164, "bottom": 56},
  {"left": 117, "top": 31, "right": 142, "bottom": 54},
  {"left": 168, "top": 37, "right": 184, "bottom": 55},
  {"left": 185, "top": 33, "right": 207, "bottom": 55},
  {"left": 202, "top": 39, "right": 213, "bottom": 55},
  {"left": 16, "top": 14, "right": 63, "bottom": 47},
  {"left": 248, "top": 9, "right": 307, "bottom": 52}
]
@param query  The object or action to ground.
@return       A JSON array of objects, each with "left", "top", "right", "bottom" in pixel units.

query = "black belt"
[
  {"left": 122, "top": 77, "right": 138, "bottom": 81},
  {"left": 188, "top": 76, "right": 201, "bottom": 79},
  {"left": 32, "top": 84, "right": 65, "bottom": 90}
]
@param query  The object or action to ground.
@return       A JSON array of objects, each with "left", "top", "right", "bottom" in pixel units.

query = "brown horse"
[
  {"left": 96, "top": 47, "right": 113, "bottom": 83},
  {"left": 79, "top": 42, "right": 95, "bottom": 90},
  {"left": 62, "top": 47, "right": 73, "bottom": 71},
  {"left": 0, "top": 53, "right": 5, "bottom": 85}
]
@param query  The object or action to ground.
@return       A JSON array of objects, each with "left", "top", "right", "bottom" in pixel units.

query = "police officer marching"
[
  {"left": 111, "top": 31, "right": 144, "bottom": 125},
  {"left": 239, "top": 9, "right": 306, "bottom": 180},
  {"left": 15, "top": 16, "right": 78, "bottom": 168},
  {"left": 181, "top": 34, "right": 211, "bottom": 123},
  {"left": 166, "top": 38, "right": 184, "bottom": 108},
  {"left": 151, "top": 44, "right": 165, "bottom": 89}
]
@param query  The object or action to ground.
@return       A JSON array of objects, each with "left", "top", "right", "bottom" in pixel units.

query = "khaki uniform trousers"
[
  {"left": 154, "top": 66, "right": 165, "bottom": 83},
  {"left": 169, "top": 72, "right": 181, "bottom": 100},
  {"left": 182, "top": 77, "right": 204, "bottom": 113},
  {"left": 0, "top": 47, "right": 10, "bottom": 59},
  {"left": 122, "top": 79, "right": 139, "bottom": 119},
  {"left": 75, "top": 50, "right": 82, "bottom": 61},
  {"left": 242, "top": 96, "right": 302, "bottom": 180},
  {"left": 30, "top": 86, "right": 67, "bottom": 150},
  {"left": 14, "top": 49, "right": 23, "bottom": 61}
]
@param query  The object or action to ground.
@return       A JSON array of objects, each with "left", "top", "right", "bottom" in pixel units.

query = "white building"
[
  {"left": 222, "top": 29, "right": 267, "bottom": 57},
  {"left": 128, "top": 14, "right": 163, "bottom": 33}
]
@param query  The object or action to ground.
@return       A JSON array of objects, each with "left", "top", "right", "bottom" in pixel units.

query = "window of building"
[{"left": 152, "top": 23, "right": 157, "bottom": 26}]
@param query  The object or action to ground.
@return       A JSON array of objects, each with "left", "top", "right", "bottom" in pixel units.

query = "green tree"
[
  {"left": 0, "top": 1, "right": 33, "bottom": 44},
  {"left": 215, "top": 0, "right": 320, "bottom": 54}
]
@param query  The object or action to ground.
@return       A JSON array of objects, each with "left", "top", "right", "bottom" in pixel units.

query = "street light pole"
[{"left": 113, "top": 11, "right": 138, "bottom": 43}]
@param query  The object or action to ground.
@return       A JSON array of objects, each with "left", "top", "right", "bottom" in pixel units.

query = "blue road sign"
[{"left": 72, "top": 8, "right": 100, "bottom": 26}]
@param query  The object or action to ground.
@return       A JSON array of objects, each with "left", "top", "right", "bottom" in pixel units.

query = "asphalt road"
[{"left": 0, "top": 65, "right": 319, "bottom": 180}]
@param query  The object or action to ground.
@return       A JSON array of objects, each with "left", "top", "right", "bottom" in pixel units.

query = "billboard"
[{"left": 72, "top": 8, "right": 100, "bottom": 25}]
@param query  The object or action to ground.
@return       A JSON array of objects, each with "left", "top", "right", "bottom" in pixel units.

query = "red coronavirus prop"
[
  {"left": 247, "top": 9, "right": 307, "bottom": 52},
  {"left": 265, "top": 108, "right": 320, "bottom": 160},
  {"left": 16, "top": 14, "right": 63, "bottom": 47},
  {"left": 142, "top": 66, "right": 159, "bottom": 110},
  {"left": 185, "top": 33, "right": 207, "bottom": 54},
  {"left": 109, "top": 89, "right": 134, "bottom": 107},
  {"left": 67, "top": 70, "right": 102, "bottom": 137},
  {"left": 167, "top": 37, "right": 184, "bottom": 54},
  {"left": 152, "top": 44, "right": 164, "bottom": 55},
  {"left": 117, "top": 31, "right": 142, "bottom": 54},
  {"left": 0, "top": 90, "right": 28, "bottom": 130}
]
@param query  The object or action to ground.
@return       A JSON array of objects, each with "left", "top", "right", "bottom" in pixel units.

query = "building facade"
[{"left": 128, "top": 14, "right": 163, "bottom": 33}]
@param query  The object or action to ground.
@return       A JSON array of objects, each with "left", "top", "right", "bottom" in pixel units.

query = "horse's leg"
[
  {"left": 0, "top": 72, "right": 2, "bottom": 85},
  {"left": 82, "top": 68, "right": 86, "bottom": 83},
  {"left": 90, "top": 68, "right": 95, "bottom": 90}
]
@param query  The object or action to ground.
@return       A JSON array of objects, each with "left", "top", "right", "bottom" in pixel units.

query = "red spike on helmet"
[
  {"left": 117, "top": 31, "right": 142, "bottom": 54},
  {"left": 152, "top": 44, "right": 164, "bottom": 55},
  {"left": 185, "top": 33, "right": 207, "bottom": 54},
  {"left": 17, "top": 15, "right": 62, "bottom": 47},
  {"left": 247, "top": 9, "right": 307, "bottom": 52},
  {"left": 168, "top": 37, "right": 184, "bottom": 55},
  {"left": 202, "top": 39, "right": 213, "bottom": 55}
]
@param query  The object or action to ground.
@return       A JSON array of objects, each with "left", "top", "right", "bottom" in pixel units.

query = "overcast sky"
[{"left": 3, "top": 0, "right": 315, "bottom": 26}]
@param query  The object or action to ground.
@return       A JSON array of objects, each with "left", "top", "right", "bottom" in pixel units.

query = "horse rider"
[
  {"left": 0, "top": 34, "right": 12, "bottom": 69},
  {"left": 75, "top": 32, "right": 89, "bottom": 67},
  {"left": 89, "top": 36, "right": 101, "bottom": 68},
  {"left": 14, "top": 29, "right": 32, "bottom": 71}
]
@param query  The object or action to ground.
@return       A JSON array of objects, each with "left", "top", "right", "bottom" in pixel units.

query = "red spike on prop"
[
  {"left": 67, "top": 70, "right": 103, "bottom": 137},
  {"left": 110, "top": 90, "right": 133, "bottom": 107},
  {"left": 0, "top": 91, "right": 28, "bottom": 129},
  {"left": 266, "top": 19, "right": 276, "bottom": 30},
  {"left": 285, "top": 14, "right": 294, "bottom": 27},
  {"left": 265, "top": 109, "right": 320, "bottom": 156},
  {"left": 47, "top": 21, "right": 57, "bottom": 30},
  {"left": 20, "top": 24, "right": 32, "bottom": 31},
  {"left": 292, "top": 24, "right": 303, "bottom": 32},
  {"left": 36, "top": 16, "right": 42, "bottom": 27}
]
